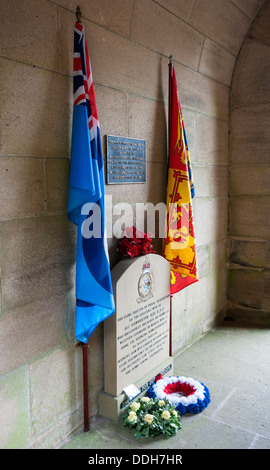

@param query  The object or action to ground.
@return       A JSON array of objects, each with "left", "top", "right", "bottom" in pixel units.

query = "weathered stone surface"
[
  {"left": 174, "top": 63, "right": 229, "bottom": 120},
  {"left": 210, "top": 239, "right": 228, "bottom": 273},
  {"left": 0, "top": 58, "right": 72, "bottom": 157},
  {"left": 262, "top": 270, "right": 270, "bottom": 311},
  {"left": 0, "top": 366, "right": 31, "bottom": 448},
  {"left": 156, "top": 0, "right": 196, "bottom": 22},
  {"left": 250, "top": 0, "right": 270, "bottom": 44},
  {"left": 186, "top": 276, "right": 209, "bottom": 341},
  {"left": 231, "top": 0, "right": 264, "bottom": 19},
  {"left": 193, "top": 196, "right": 228, "bottom": 246},
  {"left": 45, "top": 158, "right": 70, "bottom": 213},
  {"left": 231, "top": 40, "right": 270, "bottom": 108},
  {"left": 230, "top": 239, "right": 270, "bottom": 269},
  {"left": 0, "top": 0, "right": 58, "bottom": 71},
  {"left": 196, "top": 115, "right": 229, "bottom": 165},
  {"left": 192, "top": 165, "right": 210, "bottom": 197},
  {"left": 199, "top": 38, "right": 235, "bottom": 86},
  {"left": 56, "top": 0, "right": 134, "bottom": 37},
  {"left": 209, "top": 166, "right": 229, "bottom": 197},
  {"left": 190, "top": 0, "right": 251, "bottom": 55},
  {"left": 226, "top": 303, "right": 270, "bottom": 326},
  {"left": 1, "top": 215, "right": 75, "bottom": 312},
  {"left": 0, "top": 295, "right": 68, "bottom": 374},
  {"left": 171, "top": 288, "right": 188, "bottom": 354},
  {"left": 30, "top": 346, "right": 83, "bottom": 437},
  {"left": 230, "top": 166, "right": 270, "bottom": 196},
  {"left": 228, "top": 268, "right": 265, "bottom": 309},
  {"left": 208, "top": 268, "right": 227, "bottom": 316},
  {"left": 229, "top": 196, "right": 270, "bottom": 239},
  {"left": 229, "top": 14, "right": 270, "bottom": 328},
  {"left": 130, "top": 0, "right": 204, "bottom": 70},
  {"left": 0, "top": 157, "right": 45, "bottom": 219},
  {"left": 230, "top": 104, "right": 270, "bottom": 164},
  {"left": 128, "top": 96, "right": 167, "bottom": 163},
  {"left": 197, "top": 245, "right": 210, "bottom": 278},
  {"left": 97, "top": 86, "right": 128, "bottom": 148}
]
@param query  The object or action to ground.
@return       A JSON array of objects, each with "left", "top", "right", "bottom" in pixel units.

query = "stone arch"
[{"left": 228, "top": 0, "right": 270, "bottom": 323}]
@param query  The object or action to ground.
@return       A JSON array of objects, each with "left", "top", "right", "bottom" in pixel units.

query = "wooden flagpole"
[
  {"left": 168, "top": 55, "right": 173, "bottom": 154},
  {"left": 76, "top": 342, "right": 90, "bottom": 432},
  {"left": 74, "top": 6, "right": 90, "bottom": 434},
  {"left": 168, "top": 55, "right": 173, "bottom": 357}
]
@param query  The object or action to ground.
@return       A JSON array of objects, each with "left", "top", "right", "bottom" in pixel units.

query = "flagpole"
[
  {"left": 76, "top": 341, "right": 90, "bottom": 432},
  {"left": 76, "top": 5, "right": 82, "bottom": 22},
  {"left": 168, "top": 55, "right": 173, "bottom": 158},
  {"left": 74, "top": 6, "right": 90, "bottom": 433},
  {"left": 168, "top": 55, "right": 173, "bottom": 358}
]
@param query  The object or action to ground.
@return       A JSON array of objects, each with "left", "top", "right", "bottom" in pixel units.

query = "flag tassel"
[{"left": 76, "top": 342, "right": 90, "bottom": 432}]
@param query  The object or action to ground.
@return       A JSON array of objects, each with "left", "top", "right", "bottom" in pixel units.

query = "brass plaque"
[{"left": 106, "top": 135, "right": 146, "bottom": 184}]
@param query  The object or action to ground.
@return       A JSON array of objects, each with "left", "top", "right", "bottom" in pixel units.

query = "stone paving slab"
[{"left": 60, "top": 321, "right": 270, "bottom": 450}]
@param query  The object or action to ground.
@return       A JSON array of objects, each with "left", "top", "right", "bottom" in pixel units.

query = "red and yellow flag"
[{"left": 164, "top": 63, "right": 198, "bottom": 294}]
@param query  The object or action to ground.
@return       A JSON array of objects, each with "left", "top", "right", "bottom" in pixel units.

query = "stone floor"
[{"left": 60, "top": 319, "right": 270, "bottom": 450}]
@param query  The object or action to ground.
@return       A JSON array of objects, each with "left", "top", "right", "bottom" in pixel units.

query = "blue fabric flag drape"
[{"left": 68, "top": 21, "right": 115, "bottom": 343}]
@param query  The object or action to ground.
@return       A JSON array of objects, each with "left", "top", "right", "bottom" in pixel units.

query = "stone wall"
[
  {"left": 228, "top": 0, "right": 270, "bottom": 324},
  {"left": 0, "top": 0, "right": 265, "bottom": 449}
]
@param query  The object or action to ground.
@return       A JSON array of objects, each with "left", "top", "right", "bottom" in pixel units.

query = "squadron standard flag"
[
  {"left": 68, "top": 21, "right": 115, "bottom": 343},
  {"left": 164, "top": 63, "right": 198, "bottom": 294}
]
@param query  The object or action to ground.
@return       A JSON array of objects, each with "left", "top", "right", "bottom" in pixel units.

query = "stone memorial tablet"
[{"left": 99, "top": 254, "right": 173, "bottom": 420}]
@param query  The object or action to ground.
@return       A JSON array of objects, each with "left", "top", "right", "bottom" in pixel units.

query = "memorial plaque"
[
  {"left": 106, "top": 135, "right": 146, "bottom": 184},
  {"left": 99, "top": 254, "right": 173, "bottom": 420}
]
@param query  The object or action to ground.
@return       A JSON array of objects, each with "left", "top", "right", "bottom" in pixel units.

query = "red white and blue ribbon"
[{"left": 147, "top": 375, "right": 210, "bottom": 415}]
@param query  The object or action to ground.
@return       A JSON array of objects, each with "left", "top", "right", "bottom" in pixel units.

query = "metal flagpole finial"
[
  {"left": 169, "top": 55, "right": 173, "bottom": 64},
  {"left": 76, "top": 5, "right": 82, "bottom": 22}
]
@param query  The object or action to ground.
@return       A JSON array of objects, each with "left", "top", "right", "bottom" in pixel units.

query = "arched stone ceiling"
[
  {"left": 155, "top": 0, "right": 267, "bottom": 86},
  {"left": 157, "top": 0, "right": 266, "bottom": 54}
]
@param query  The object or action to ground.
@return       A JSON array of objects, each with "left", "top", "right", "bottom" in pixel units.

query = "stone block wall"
[
  {"left": 228, "top": 0, "right": 270, "bottom": 324},
  {"left": 0, "top": 0, "right": 265, "bottom": 449}
]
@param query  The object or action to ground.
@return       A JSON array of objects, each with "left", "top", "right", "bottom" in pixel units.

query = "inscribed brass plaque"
[{"left": 106, "top": 135, "right": 146, "bottom": 184}]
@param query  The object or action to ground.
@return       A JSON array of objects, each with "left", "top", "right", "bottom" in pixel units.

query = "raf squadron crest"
[{"left": 137, "top": 257, "right": 153, "bottom": 302}]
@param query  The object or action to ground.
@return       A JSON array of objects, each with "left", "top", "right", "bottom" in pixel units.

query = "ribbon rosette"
[{"left": 147, "top": 375, "right": 210, "bottom": 415}]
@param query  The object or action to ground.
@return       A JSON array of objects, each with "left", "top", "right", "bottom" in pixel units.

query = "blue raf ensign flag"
[{"left": 68, "top": 21, "right": 115, "bottom": 343}]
